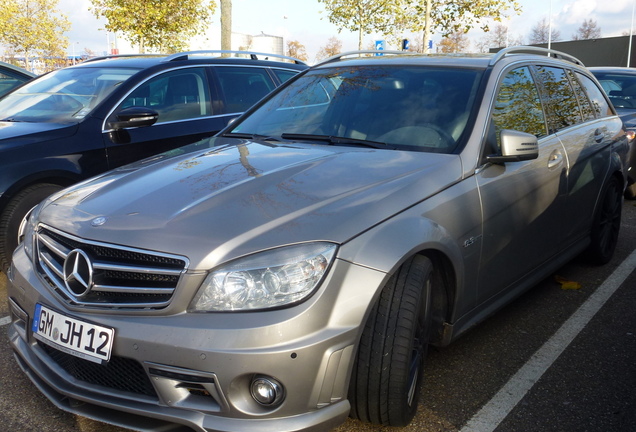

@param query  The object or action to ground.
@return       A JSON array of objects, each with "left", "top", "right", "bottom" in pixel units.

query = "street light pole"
[{"left": 628, "top": 0, "right": 635, "bottom": 67}]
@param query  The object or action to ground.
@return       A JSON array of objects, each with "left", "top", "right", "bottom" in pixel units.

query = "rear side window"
[
  {"left": 271, "top": 68, "right": 299, "bottom": 84},
  {"left": 216, "top": 67, "right": 276, "bottom": 113},
  {"left": 567, "top": 70, "right": 596, "bottom": 121},
  {"left": 493, "top": 66, "right": 547, "bottom": 139},
  {"left": 575, "top": 72, "right": 613, "bottom": 118},
  {"left": 535, "top": 66, "right": 582, "bottom": 132}
]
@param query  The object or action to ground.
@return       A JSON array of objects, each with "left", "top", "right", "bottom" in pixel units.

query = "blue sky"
[{"left": 59, "top": 0, "right": 636, "bottom": 62}]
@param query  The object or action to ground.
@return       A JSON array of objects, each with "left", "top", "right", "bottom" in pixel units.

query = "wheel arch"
[
  {"left": 0, "top": 171, "right": 79, "bottom": 213},
  {"left": 340, "top": 213, "right": 467, "bottom": 348},
  {"left": 417, "top": 249, "right": 456, "bottom": 347}
]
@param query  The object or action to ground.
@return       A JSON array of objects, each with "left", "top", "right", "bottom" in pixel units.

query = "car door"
[
  {"left": 555, "top": 70, "right": 621, "bottom": 247},
  {"left": 476, "top": 65, "right": 568, "bottom": 301},
  {"left": 102, "top": 67, "right": 224, "bottom": 168}
]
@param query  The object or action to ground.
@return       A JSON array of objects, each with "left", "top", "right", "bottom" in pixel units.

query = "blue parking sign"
[{"left": 375, "top": 40, "right": 386, "bottom": 56}]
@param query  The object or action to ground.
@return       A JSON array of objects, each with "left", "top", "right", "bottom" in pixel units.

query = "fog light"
[{"left": 250, "top": 376, "right": 285, "bottom": 406}]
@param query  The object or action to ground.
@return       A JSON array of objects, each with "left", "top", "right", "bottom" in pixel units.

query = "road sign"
[{"left": 375, "top": 40, "right": 386, "bottom": 56}]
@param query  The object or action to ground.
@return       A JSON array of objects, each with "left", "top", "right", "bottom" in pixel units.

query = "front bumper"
[{"left": 7, "top": 245, "right": 387, "bottom": 432}]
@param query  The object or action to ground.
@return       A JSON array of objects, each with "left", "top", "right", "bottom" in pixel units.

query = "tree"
[
  {"left": 475, "top": 24, "right": 524, "bottom": 53},
  {"left": 317, "top": 0, "right": 404, "bottom": 49},
  {"left": 438, "top": 31, "right": 470, "bottom": 53},
  {"left": 220, "top": 0, "right": 231, "bottom": 51},
  {"left": 316, "top": 36, "right": 342, "bottom": 61},
  {"left": 529, "top": 18, "right": 560, "bottom": 44},
  {"left": 399, "top": 0, "right": 522, "bottom": 51},
  {"left": 90, "top": 0, "right": 216, "bottom": 53},
  {"left": 286, "top": 40, "right": 308, "bottom": 62},
  {"left": 0, "top": 0, "right": 70, "bottom": 72},
  {"left": 572, "top": 19, "right": 601, "bottom": 40}
]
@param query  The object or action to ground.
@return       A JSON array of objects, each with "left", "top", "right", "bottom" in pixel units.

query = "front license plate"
[{"left": 32, "top": 304, "right": 114, "bottom": 364}]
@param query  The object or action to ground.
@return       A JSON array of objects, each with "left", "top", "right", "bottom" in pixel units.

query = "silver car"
[{"left": 6, "top": 47, "right": 630, "bottom": 432}]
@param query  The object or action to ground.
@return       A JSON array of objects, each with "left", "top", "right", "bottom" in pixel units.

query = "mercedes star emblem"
[{"left": 63, "top": 249, "right": 94, "bottom": 297}]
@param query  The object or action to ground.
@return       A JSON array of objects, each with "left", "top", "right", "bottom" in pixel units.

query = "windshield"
[
  {"left": 229, "top": 65, "right": 482, "bottom": 153},
  {"left": 0, "top": 66, "right": 140, "bottom": 123}
]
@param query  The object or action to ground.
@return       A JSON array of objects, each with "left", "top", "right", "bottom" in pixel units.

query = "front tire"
[
  {"left": 0, "top": 183, "right": 62, "bottom": 272},
  {"left": 349, "top": 255, "right": 433, "bottom": 427}
]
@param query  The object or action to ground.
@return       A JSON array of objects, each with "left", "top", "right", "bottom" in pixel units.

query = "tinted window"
[
  {"left": 576, "top": 72, "right": 613, "bottom": 117},
  {"left": 272, "top": 69, "right": 299, "bottom": 84},
  {"left": 0, "top": 69, "right": 28, "bottom": 97},
  {"left": 231, "top": 66, "right": 482, "bottom": 153},
  {"left": 535, "top": 66, "right": 582, "bottom": 131},
  {"left": 117, "top": 68, "right": 212, "bottom": 124},
  {"left": 493, "top": 67, "right": 547, "bottom": 138},
  {"left": 565, "top": 70, "right": 595, "bottom": 121},
  {"left": 0, "top": 67, "right": 139, "bottom": 123},
  {"left": 216, "top": 67, "right": 276, "bottom": 113},
  {"left": 592, "top": 71, "right": 636, "bottom": 109}
]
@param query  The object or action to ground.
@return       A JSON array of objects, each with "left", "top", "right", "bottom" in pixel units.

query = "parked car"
[
  {"left": 7, "top": 47, "right": 629, "bottom": 432},
  {"left": 0, "top": 60, "right": 35, "bottom": 98},
  {"left": 589, "top": 66, "right": 636, "bottom": 198},
  {"left": 0, "top": 51, "right": 307, "bottom": 271}
]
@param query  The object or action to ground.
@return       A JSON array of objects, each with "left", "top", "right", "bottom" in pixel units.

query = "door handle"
[
  {"left": 594, "top": 128, "right": 604, "bottom": 143},
  {"left": 548, "top": 150, "right": 563, "bottom": 169}
]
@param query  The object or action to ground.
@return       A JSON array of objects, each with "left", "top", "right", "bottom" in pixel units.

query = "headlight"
[
  {"left": 22, "top": 203, "right": 43, "bottom": 260},
  {"left": 189, "top": 242, "right": 337, "bottom": 312}
]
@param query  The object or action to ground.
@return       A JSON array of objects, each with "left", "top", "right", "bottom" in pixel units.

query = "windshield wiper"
[
  {"left": 280, "top": 133, "right": 392, "bottom": 149},
  {"left": 221, "top": 132, "right": 282, "bottom": 142}
]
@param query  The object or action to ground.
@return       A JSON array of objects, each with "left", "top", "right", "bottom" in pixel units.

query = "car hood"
[
  {"left": 0, "top": 121, "right": 77, "bottom": 148},
  {"left": 40, "top": 138, "right": 463, "bottom": 270}
]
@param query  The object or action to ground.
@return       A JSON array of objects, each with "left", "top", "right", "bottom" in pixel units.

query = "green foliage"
[
  {"left": 401, "top": 0, "right": 521, "bottom": 37},
  {"left": 90, "top": 0, "right": 217, "bottom": 53},
  {"left": 319, "top": 0, "right": 521, "bottom": 49},
  {"left": 317, "top": 0, "right": 404, "bottom": 49},
  {"left": 0, "top": 0, "right": 70, "bottom": 72}
]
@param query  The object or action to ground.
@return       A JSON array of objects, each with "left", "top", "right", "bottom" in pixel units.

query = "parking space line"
[
  {"left": 0, "top": 316, "right": 10, "bottom": 326},
  {"left": 460, "top": 249, "right": 636, "bottom": 432}
]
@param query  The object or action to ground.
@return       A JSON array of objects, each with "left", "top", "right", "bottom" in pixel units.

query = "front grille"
[
  {"left": 36, "top": 224, "right": 189, "bottom": 309},
  {"left": 39, "top": 341, "right": 157, "bottom": 398}
]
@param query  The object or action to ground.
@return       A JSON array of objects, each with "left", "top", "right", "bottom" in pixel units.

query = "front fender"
[{"left": 339, "top": 176, "right": 482, "bottom": 324}]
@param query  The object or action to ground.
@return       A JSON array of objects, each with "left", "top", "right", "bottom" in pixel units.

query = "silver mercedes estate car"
[{"left": 7, "top": 47, "right": 630, "bottom": 432}]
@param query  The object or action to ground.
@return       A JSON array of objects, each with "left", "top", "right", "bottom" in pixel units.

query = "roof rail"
[
  {"left": 163, "top": 50, "right": 307, "bottom": 65},
  {"left": 490, "top": 46, "right": 585, "bottom": 66},
  {"left": 317, "top": 50, "right": 411, "bottom": 66},
  {"left": 83, "top": 54, "right": 166, "bottom": 63}
]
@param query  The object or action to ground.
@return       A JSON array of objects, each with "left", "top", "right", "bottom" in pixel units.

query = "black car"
[
  {"left": 0, "top": 61, "right": 35, "bottom": 97},
  {"left": 0, "top": 51, "right": 307, "bottom": 271},
  {"left": 589, "top": 66, "right": 636, "bottom": 198}
]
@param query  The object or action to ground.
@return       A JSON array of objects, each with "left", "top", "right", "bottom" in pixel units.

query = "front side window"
[
  {"left": 114, "top": 68, "right": 212, "bottom": 124},
  {"left": 492, "top": 66, "right": 547, "bottom": 139},
  {"left": 229, "top": 65, "right": 482, "bottom": 153},
  {"left": 0, "top": 67, "right": 140, "bottom": 123},
  {"left": 535, "top": 66, "right": 582, "bottom": 131}
]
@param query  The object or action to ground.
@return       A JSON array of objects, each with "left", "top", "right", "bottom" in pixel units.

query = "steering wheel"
[{"left": 378, "top": 124, "right": 455, "bottom": 149}]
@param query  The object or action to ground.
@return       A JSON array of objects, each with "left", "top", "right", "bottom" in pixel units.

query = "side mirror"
[
  {"left": 487, "top": 129, "right": 539, "bottom": 164},
  {"left": 109, "top": 107, "right": 159, "bottom": 130}
]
